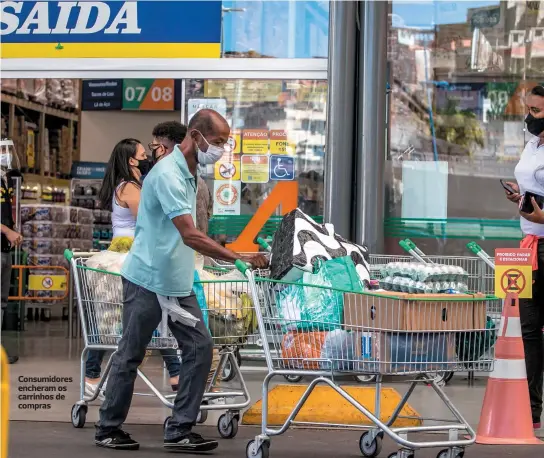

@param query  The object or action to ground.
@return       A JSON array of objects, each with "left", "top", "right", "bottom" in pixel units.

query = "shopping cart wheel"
[
  {"left": 246, "top": 440, "right": 270, "bottom": 458},
  {"left": 221, "top": 350, "right": 242, "bottom": 383},
  {"left": 430, "top": 372, "right": 455, "bottom": 386},
  {"left": 71, "top": 403, "right": 87, "bottom": 428},
  {"left": 355, "top": 375, "right": 377, "bottom": 383},
  {"left": 197, "top": 409, "right": 208, "bottom": 424},
  {"left": 284, "top": 375, "right": 303, "bottom": 383},
  {"left": 218, "top": 414, "right": 239, "bottom": 439},
  {"left": 388, "top": 452, "right": 414, "bottom": 458},
  {"left": 359, "top": 431, "right": 382, "bottom": 457}
]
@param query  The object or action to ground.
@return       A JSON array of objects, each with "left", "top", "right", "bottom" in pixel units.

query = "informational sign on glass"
[
  {"left": 122, "top": 79, "right": 175, "bottom": 111},
  {"left": 241, "top": 155, "right": 270, "bottom": 183},
  {"left": 242, "top": 130, "right": 269, "bottom": 155},
  {"left": 187, "top": 98, "right": 227, "bottom": 122},
  {"left": 213, "top": 181, "right": 241, "bottom": 216}
]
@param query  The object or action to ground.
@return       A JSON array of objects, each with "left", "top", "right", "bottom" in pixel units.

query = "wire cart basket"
[
  {"left": 236, "top": 260, "right": 501, "bottom": 458},
  {"left": 65, "top": 249, "right": 256, "bottom": 439}
]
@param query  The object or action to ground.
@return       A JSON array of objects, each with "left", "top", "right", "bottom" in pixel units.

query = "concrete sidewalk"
[{"left": 9, "top": 421, "right": 543, "bottom": 458}]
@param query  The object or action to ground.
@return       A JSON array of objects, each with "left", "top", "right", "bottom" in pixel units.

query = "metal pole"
[
  {"left": 323, "top": 0, "right": 358, "bottom": 239},
  {"left": 355, "top": 0, "right": 388, "bottom": 252}
]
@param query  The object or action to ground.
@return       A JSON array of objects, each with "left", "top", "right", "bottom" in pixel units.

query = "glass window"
[
  {"left": 386, "top": 0, "right": 543, "bottom": 255},
  {"left": 185, "top": 79, "right": 327, "bottom": 244},
  {"left": 221, "top": 1, "right": 329, "bottom": 58}
]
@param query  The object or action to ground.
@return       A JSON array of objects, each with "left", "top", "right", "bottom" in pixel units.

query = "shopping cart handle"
[
  {"left": 404, "top": 239, "right": 417, "bottom": 250},
  {"left": 64, "top": 249, "right": 74, "bottom": 262},
  {"left": 467, "top": 242, "right": 482, "bottom": 254},
  {"left": 256, "top": 237, "right": 271, "bottom": 252},
  {"left": 235, "top": 259, "right": 251, "bottom": 274},
  {"left": 399, "top": 240, "right": 411, "bottom": 252}
]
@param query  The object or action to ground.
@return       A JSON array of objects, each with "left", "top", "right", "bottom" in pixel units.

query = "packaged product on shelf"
[
  {"left": 32, "top": 79, "right": 48, "bottom": 104},
  {"left": 46, "top": 79, "right": 63, "bottom": 106},
  {"left": 269, "top": 208, "right": 370, "bottom": 285},
  {"left": 1, "top": 78, "right": 17, "bottom": 94}
]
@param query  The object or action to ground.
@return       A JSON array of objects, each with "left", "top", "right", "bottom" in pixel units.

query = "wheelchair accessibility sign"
[{"left": 270, "top": 155, "right": 295, "bottom": 181}]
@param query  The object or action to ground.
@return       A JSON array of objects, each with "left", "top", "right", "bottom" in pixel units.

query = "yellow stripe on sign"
[
  {"left": 242, "top": 384, "right": 422, "bottom": 428},
  {"left": 28, "top": 275, "right": 67, "bottom": 292},
  {"left": 0, "top": 43, "right": 221, "bottom": 59}
]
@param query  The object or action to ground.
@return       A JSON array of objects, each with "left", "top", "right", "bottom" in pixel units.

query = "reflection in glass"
[
  {"left": 186, "top": 79, "right": 327, "bottom": 242},
  {"left": 221, "top": 1, "right": 329, "bottom": 58},
  {"left": 387, "top": 1, "right": 544, "bottom": 254}
]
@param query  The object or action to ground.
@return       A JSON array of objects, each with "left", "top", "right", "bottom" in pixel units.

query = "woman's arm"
[{"left": 117, "top": 182, "right": 141, "bottom": 218}]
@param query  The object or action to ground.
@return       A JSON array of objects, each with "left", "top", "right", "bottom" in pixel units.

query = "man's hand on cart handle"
[{"left": 239, "top": 253, "right": 269, "bottom": 269}]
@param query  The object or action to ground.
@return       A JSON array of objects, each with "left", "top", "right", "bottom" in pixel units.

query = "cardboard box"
[
  {"left": 355, "top": 331, "right": 456, "bottom": 374},
  {"left": 343, "top": 292, "right": 487, "bottom": 332}
]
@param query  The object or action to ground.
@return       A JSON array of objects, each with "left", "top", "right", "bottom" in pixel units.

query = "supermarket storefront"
[
  {"left": 3, "top": 0, "right": 540, "bottom": 266},
  {"left": 1, "top": 0, "right": 329, "bottom": 254}
]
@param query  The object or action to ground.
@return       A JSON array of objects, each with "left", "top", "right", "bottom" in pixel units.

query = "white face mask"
[
  {"left": 195, "top": 131, "right": 226, "bottom": 165},
  {"left": 0, "top": 153, "right": 12, "bottom": 168}
]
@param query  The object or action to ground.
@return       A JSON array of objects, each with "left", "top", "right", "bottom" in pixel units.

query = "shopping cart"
[
  {"left": 65, "top": 249, "right": 252, "bottom": 439},
  {"left": 236, "top": 260, "right": 500, "bottom": 458}
]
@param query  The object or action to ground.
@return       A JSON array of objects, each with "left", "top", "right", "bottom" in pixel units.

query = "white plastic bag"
[
  {"left": 156, "top": 295, "right": 199, "bottom": 328},
  {"left": 86, "top": 250, "right": 127, "bottom": 273}
]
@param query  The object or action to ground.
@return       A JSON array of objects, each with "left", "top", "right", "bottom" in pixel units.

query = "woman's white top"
[
  {"left": 111, "top": 182, "right": 137, "bottom": 238},
  {"left": 514, "top": 136, "right": 544, "bottom": 236}
]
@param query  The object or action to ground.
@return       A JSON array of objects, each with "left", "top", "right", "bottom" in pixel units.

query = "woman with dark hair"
[
  {"left": 503, "top": 85, "right": 544, "bottom": 430},
  {"left": 85, "top": 138, "right": 181, "bottom": 400}
]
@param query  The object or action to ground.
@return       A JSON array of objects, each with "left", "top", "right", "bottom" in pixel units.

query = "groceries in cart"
[
  {"left": 379, "top": 262, "right": 469, "bottom": 294},
  {"left": 276, "top": 256, "right": 363, "bottom": 332},
  {"left": 194, "top": 258, "right": 257, "bottom": 345},
  {"left": 268, "top": 208, "right": 371, "bottom": 285}
]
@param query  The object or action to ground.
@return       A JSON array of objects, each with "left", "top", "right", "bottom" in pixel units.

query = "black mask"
[
  {"left": 137, "top": 158, "right": 151, "bottom": 176},
  {"left": 526, "top": 114, "right": 544, "bottom": 137}
]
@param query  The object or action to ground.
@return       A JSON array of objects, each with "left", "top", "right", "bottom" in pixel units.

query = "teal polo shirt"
[{"left": 121, "top": 146, "right": 198, "bottom": 297}]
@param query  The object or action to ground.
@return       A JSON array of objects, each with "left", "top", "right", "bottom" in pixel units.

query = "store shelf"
[{"left": 0, "top": 93, "right": 79, "bottom": 122}]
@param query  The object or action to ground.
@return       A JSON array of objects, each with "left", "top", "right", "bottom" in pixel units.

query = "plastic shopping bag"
[
  {"left": 276, "top": 256, "right": 363, "bottom": 332},
  {"left": 156, "top": 295, "right": 200, "bottom": 328},
  {"left": 193, "top": 270, "right": 209, "bottom": 327},
  {"left": 86, "top": 250, "right": 127, "bottom": 273}
]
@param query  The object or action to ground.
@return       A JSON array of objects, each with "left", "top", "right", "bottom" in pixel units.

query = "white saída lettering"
[{"left": 0, "top": 1, "right": 141, "bottom": 36}]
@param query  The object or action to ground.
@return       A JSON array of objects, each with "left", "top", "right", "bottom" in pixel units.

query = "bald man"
[{"left": 95, "top": 110, "right": 267, "bottom": 453}]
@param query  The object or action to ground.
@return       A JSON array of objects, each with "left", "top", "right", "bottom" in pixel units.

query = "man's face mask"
[
  {"left": 194, "top": 130, "right": 227, "bottom": 165},
  {"left": 526, "top": 113, "right": 544, "bottom": 137},
  {"left": 0, "top": 153, "right": 12, "bottom": 168}
]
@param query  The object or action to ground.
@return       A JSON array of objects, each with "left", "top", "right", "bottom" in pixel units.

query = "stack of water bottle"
[{"left": 379, "top": 262, "right": 469, "bottom": 294}]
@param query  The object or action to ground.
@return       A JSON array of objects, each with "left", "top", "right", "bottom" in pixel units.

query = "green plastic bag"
[{"left": 276, "top": 256, "right": 363, "bottom": 332}]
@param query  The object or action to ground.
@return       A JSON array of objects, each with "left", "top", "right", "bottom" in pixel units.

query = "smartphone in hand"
[
  {"left": 520, "top": 191, "right": 544, "bottom": 213},
  {"left": 500, "top": 179, "right": 517, "bottom": 195}
]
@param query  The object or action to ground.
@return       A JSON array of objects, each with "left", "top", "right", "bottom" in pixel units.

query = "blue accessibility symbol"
[{"left": 269, "top": 155, "right": 295, "bottom": 181}]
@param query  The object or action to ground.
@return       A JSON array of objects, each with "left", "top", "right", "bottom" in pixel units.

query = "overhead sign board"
[
  {"left": 0, "top": 1, "right": 221, "bottom": 58},
  {"left": 81, "top": 79, "right": 123, "bottom": 111}
]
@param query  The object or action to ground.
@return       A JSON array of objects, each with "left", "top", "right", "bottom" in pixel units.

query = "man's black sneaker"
[
  {"left": 164, "top": 432, "right": 218, "bottom": 452},
  {"left": 95, "top": 430, "right": 140, "bottom": 450}
]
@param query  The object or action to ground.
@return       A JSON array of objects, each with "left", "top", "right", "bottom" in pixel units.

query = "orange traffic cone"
[{"left": 476, "top": 293, "right": 542, "bottom": 445}]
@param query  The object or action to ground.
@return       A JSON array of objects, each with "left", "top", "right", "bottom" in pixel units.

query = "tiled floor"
[{"left": 4, "top": 319, "right": 543, "bottom": 440}]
